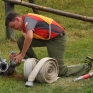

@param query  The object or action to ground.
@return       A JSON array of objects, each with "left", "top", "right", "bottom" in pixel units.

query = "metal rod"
[{"left": 4, "top": 0, "right": 93, "bottom": 23}]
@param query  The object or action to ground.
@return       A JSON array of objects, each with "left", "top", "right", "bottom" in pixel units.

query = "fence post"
[
  {"left": 5, "top": 2, "right": 15, "bottom": 40},
  {"left": 28, "top": 0, "right": 38, "bottom": 14}
]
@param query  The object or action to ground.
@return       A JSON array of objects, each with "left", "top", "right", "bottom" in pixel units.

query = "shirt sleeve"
[{"left": 24, "top": 16, "right": 37, "bottom": 32}]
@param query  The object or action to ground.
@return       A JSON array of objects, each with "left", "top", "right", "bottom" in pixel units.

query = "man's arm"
[
  {"left": 15, "top": 30, "right": 33, "bottom": 63},
  {"left": 21, "top": 30, "right": 33, "bottom": 57}
]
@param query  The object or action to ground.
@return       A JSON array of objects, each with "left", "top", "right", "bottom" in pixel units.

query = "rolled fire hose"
[{"left": 24, "top": 57, "right": 59, "bottom": 86}]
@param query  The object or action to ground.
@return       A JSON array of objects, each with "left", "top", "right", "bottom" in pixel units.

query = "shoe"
[
  {"left": 25, "top": 81, "right": 34, "bottom": 87},
  {"left": 84, "top": 56, "right": 93, "bottom": 72}
]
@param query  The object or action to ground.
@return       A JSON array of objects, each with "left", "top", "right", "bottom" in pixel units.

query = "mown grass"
[{"left": 0, "top": 0, "right": 93, "bottom": 93}]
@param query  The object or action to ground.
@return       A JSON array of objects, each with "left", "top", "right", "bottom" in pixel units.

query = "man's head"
[{"left": 5, "top": 11, "right": 23, "bottom": 31}]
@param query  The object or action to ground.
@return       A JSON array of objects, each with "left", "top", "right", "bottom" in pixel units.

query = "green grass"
[{"left": 1, "top": 0, "right": 93, "bottom": 93}]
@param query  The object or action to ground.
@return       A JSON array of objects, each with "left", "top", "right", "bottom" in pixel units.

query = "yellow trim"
[
  {"left": 23, "top": 13, "right": 54, "bottom": 40},
  {"left": 33, "top": 33, "right": 50, "bottom": 40},
  {"left": 28, "top": 13, "right": 53, "bottom": 24}
]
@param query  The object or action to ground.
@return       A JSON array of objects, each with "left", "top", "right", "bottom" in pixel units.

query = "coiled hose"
[{"left": 24, "top": 57, "right": 59, "bottom": 84}]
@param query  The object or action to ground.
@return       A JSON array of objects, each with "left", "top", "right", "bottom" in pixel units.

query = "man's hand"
[
  {"left": 14, "top": 53, "right": 24, "bottom": 63},
  {"left": 9, "top": 52, "right": 16, "bottom": 61}
]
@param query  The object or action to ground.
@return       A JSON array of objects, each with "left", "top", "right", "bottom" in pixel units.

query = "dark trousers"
[{"left": 17, "top": 33, "right": 87, "bottom": 77}]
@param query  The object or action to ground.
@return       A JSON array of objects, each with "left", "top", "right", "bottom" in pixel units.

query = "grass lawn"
[{"left": 0, "top": 0, "right": 93, "bottom": 93}]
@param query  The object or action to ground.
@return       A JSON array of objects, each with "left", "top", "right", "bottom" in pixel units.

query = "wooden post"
[
  {"left": 28, "top": 0, "right": 38, "bottom": 14},
  {"left": 4, "top": 0, "right": 93, "bottom": 23},
  {"left": 5, "top": 2, "right": 15, "bottom": 40}
]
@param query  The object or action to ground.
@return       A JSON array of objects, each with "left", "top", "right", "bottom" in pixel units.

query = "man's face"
[{"left": 8, "top": 17, "right": 22, "bottom": 31}]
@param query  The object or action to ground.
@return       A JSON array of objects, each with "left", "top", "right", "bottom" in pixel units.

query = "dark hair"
[{"left": 5, "top": 11, "right": 20, "bottom": 26}]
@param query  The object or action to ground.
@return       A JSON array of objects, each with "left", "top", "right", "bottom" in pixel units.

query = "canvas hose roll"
[{"left": 24, "top": 57, "right": 59, "bottom": 85}]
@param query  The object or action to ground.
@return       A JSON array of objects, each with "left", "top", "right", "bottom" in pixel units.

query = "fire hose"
[
  {"left": 0, "top": 59, "right": 16, "bottom": 75},
  {"left": 0, "top": 51, "right": 20, "bottom": 76},
  {"left": 1, "top": 52, "right": 93, "bottom": 87},
  {"left": 24, "top": 57, "right": 59, "bottom": 87},
  {"left": 0, "top": 52, "right": 59, "bottom": 87},
  {"left": 0, "top": 59, "right": 8, "bottom": 73}
]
